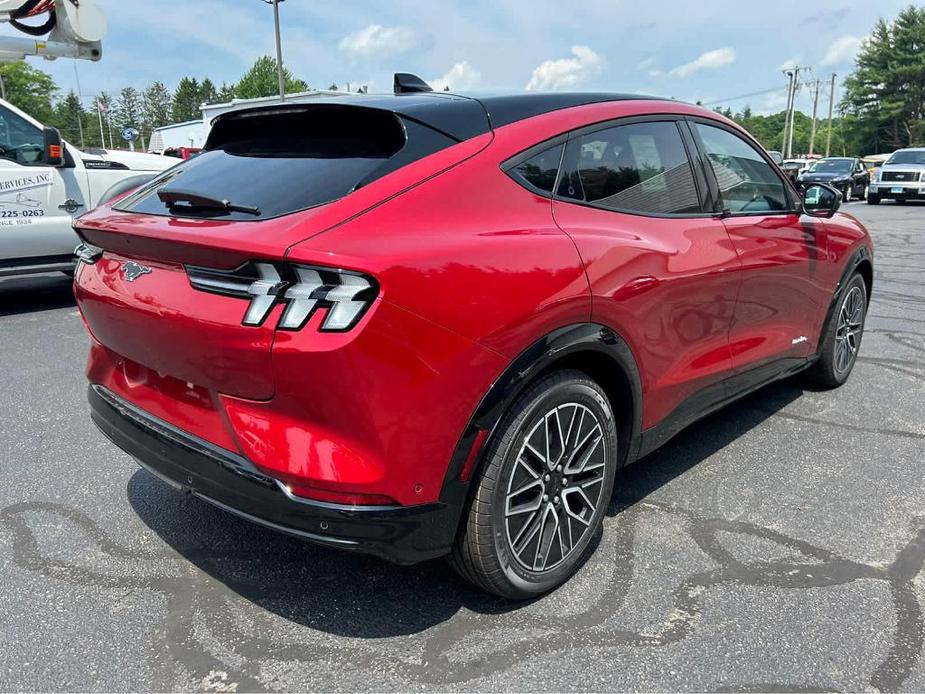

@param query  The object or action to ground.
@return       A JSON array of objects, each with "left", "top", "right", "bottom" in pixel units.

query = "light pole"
[{"left": 262, "top": 0, "right": 286, "bottom": 101}]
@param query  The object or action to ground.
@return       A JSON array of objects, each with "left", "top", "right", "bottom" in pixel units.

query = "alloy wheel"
[
  {"left": 504, "top": 403, "right": 607, "bottom": 572},
  {"left": 834, "top": 285, "right": 864, "bottom": 374}
]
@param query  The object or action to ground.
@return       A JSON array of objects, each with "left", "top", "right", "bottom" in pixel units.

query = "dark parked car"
[
  {"left": 799, "top": 157, "right": 869, "bottom": 201},
  {"left": 73, "top": 80, "right": 874, "bottom": 598}
]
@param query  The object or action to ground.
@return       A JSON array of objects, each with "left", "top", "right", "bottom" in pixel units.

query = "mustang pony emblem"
[{"left": 122, "top": 261, "right": 152, "bottom": 282}]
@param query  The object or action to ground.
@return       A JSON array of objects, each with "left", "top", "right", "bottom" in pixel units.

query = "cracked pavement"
[{"left": 0, "top": 201, "right": 923, "bottom": 691}]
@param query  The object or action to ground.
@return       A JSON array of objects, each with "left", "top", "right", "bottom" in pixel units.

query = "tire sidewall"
[
  {"left": 487, "top": 378, "right": 618, "bottom": 596},
  {"left": 827, "top": 273, "right": 868, "bottom": 384}
]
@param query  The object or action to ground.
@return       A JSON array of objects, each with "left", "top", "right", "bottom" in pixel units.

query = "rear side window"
[
  {"left": 559, "top": 121, "right": 701, "bottom": 215},
  {"left": 506, "top": 143, "right": 563, "bottom": 195},
  {"left": 116, "top": 105, "right": 456, "bottom": 221},
  {"left": 694, "top": 123, "right": 789, "bottom": 213}
]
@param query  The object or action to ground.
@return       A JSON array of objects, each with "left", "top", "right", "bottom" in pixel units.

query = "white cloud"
[
  {"left": 429, "top": 61, "right": 482, "bottom": 91},
  {"left": 526, "top": 46, "right": 603, "bottom": 91},
  {"left": 779, "top": 57, "right": 801, "bottom": 71},
  {"left": 338, "top": 25, "right": 417, "bottom": 58},
  {"left": 668, "top": 47, "right": 736, "bottom": 78},
  {"left": 821, "top": 35, "right": 863, "bottom": 67}
]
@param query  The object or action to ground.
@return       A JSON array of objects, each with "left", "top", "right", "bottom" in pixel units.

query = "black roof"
[{"left": 213, "top": 91, "right": 664, "bottom": 143}]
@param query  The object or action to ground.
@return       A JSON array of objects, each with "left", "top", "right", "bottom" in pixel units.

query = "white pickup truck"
[{"left": 0, "top": 97, "right": 173, "bottom": 277}]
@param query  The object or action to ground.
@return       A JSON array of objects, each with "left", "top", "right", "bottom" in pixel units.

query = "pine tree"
[
  {"left": 113, "top": 87, "right": 143, "bottom": 130},
  {"left": 50, "top": 90, "right": 86, "bottom": 147},
  {"left": 199, "top": 78, "right": 218, "bottom": 106},
  {"left": 842, "top": 5, "right": 925, "bottom": 150},
  {"left": 142, "top": 81, "right": 172, "bottom": 131},
  {"left": 217, "top": 82, "right": 235, "bottom": 102},
  {"left": 172, "top": 77, "right": 201, "bottom": 122},
  {"left": 234, "top": 56, "right": 307, "bottom": 99}
]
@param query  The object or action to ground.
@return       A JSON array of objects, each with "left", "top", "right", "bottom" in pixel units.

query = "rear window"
[{"left": 115, "top": 105, "right": 455, "bottom": 221}]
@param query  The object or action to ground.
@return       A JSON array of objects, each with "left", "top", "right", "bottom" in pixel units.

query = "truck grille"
[{"left": 881, "top": 171, "right": 922, "bottom": 182}]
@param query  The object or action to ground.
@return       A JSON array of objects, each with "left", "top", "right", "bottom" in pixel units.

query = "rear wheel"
[
  {"left": 843, "top": 184, "right": 852, "bottom": 203},
  {"left": 806, "top": 273, "right": 867, "bottom": 388},
  {"left": 449, "top": 370, "right": 618, "bottom": 599}
]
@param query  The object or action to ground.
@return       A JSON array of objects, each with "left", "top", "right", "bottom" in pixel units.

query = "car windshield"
[
  {"left": 808, "top": 159, "right": 852, "bottom": 173},
  {"left": 886, "top": 151, "right": 925, "bottom": 166}
]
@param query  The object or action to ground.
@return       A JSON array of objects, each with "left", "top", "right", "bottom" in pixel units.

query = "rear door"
[
  {"left": 552, "top": 117, "right": 741, "bottom": 429},
  {"left": 688, "top": 119, "right": 830, "bottom": 373},
  {"left": 0, "top": 103, "right": 87, "bottom": 264}
]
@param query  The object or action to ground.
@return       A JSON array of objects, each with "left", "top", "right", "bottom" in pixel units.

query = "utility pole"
[
  {"left": 782, "top": 70, "right": 795, "bottom": 157},
  {"left": 808, "top": 80, "right": 821, "bottom": 156},
  {"left": 262, "top": 0, "right": 286, "bottom": 101},
  {"left": 825, "top": 73, "right": 836, "bottom": 157},
  {"left": 787, "top": 67, "right": 801, "bottom": 159}
]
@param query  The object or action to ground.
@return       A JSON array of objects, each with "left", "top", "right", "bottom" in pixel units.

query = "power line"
[{"left": 702, "top": 85, "right": 787, "bottom": 106}]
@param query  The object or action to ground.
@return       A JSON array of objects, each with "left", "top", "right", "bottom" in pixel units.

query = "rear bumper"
[{"left": 88, "top": 384, "right": 460, "bottom": 564}]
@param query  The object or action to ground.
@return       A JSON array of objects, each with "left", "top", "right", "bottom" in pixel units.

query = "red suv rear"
[{"left": 74, "top": 84, "right": 873, "bottom": 598}]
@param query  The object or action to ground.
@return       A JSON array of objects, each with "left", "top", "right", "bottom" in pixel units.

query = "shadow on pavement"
[
  {"left": 126, "top": 376, "right": 805, "bottom": 638},
  {"left": 0, "top": 274, "right": 75, "bottom": 316}
]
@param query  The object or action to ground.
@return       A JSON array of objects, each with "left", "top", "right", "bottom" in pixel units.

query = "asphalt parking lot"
[{"left": 0, "top": 201, "right": 923, "bottom": 692}]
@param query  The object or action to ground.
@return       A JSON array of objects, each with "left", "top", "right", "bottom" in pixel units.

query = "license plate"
[{"left": 891, "top": 187, "right": 904, "bottom": 194}]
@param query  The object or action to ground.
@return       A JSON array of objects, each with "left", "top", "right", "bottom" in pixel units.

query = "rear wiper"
[{"left": 157, "top": 188, "right": 261, "bottom": 216}]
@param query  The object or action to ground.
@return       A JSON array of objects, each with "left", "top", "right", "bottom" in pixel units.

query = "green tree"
[
  {"left": 142, "top": 81, "right": 172, "bottom": 131},
  {"left": 217, "top": 82, "right": 235, "bottom": 102},
  {"left": 842, "top": 5, "right": 925, "bottom": 151},
  {"left": 172, "top": 77, "right": 201, "bottom": 122},
  {"left": 0, "top": 61, "right": 57, "bottom": 122},
  {"left": 234, "top": 56, "right": 307, "bottom": 99},
  {"left": 199, "top": 77, "right": 218, "bottom": 106},
  {"left": 113, "top": 87, "right": 143, "bottom": 130},
  {"left": 49, "top": 90, "right": 86, "bottom": 146}
]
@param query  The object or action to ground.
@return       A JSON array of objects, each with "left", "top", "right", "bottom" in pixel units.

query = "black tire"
[
  {"left": 805, "top": 272, "right": 867, "bottom": 389},
  {"left": 896, "top": 198, "right": 907, "bottom": 205},
  {"left": 867, "top": 193, "right": 880, "bottom": 205},
  {"left": 449, "top": 369, "right": 618, "bottom": 599},
  {"left": 843, "top": 184, "right": 852, "bottom": 203}
]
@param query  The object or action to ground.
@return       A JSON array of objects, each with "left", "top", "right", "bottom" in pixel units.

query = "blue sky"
[{"left": 3, "top": 0, "right": 919, "bottom": 114}]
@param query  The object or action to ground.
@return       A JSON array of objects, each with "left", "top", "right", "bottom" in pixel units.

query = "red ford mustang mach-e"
[{"left": 73, "top": 77, "right": 873, "bottom": 598}]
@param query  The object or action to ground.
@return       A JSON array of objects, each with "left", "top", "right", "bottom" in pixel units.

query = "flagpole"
[{"left": 97, "top": 101, "right": 105, "bottom": 147}]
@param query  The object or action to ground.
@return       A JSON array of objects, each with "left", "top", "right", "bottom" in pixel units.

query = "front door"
[
  {"left": 0, "top": 103, "right": 87, "bottom": 264},
  {"left": 689, "top": 120, "right": 830, "bottom": 373}
]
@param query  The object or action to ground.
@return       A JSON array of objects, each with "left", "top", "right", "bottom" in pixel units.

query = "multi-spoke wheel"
[
  {"left": 505, "top": 403, "right": 607, "bottom": 572},
  {"left": 834, "top": 285, "right": 864, "bottom": 376},
  {"left": 806, "top": 271, "right": 868, "bottom": 388},
  {"left": 449, "top": 370, "right": 618, "bottom": 599}
]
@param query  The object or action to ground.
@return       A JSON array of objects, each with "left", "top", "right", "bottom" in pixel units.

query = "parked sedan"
[
  {"left": 72, "top": 79, "right": 873, "bottom": 598},
  {"left": 798, "top": 157, "right": 869, "bottom": 202}
]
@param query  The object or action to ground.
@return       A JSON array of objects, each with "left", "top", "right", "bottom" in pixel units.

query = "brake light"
[{"left": 186, "top": 261, "right": 378, "bottom": 332}]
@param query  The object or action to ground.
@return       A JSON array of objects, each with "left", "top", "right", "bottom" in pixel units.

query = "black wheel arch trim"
[
  {"left": 438, "top": 322, "right": 644, "bottom": 514},
  {"left": 818, "top": 245, "right": 873, "bottom": 352}
]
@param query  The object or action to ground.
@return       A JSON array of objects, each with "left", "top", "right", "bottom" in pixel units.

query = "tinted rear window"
[{"left": 116, "top": 105, "right": 454, "bottom": 221}]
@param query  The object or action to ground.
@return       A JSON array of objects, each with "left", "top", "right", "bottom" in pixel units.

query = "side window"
[
  {"left": 694, "top": 123, "right": 789, "bottom": 213},
  {"left": 0, "top": 106, "right": 45, "bottom": 166},
  {"left": 507, "top": 143, "right": 563, "bottom": 195},
  {"left": 559, "top": 121, "right": 701, "bottom": 215}
]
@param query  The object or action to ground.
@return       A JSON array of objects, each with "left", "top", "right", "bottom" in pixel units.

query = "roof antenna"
[{"left": 393, "top": 73, "right": 433, "bottom": 95}]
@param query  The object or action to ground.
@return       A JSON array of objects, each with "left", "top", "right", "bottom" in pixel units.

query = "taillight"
[{"left": 186, "top": 261, "right": 378, "bottom": 332}]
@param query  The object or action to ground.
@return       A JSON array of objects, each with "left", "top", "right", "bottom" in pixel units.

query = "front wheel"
[
  {"left": 867, "top": 191, "right": 880, "bottom": 205},
  {"left": 449, "top": 370, "right": 618, "bottom": 599},
  {"left": 843, "top": 184, "right": 852, "bottom": 203},
  {"left": 806, "top": 272, "right": 867, "bottom": 388}
]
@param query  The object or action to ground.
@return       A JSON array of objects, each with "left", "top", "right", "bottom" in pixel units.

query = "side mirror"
[
  {"left": 43, "top": 127, "right": 64, "bottom": 167},
  {"left": 802, "top": 183, "right": 840, "bottom": 218}
]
